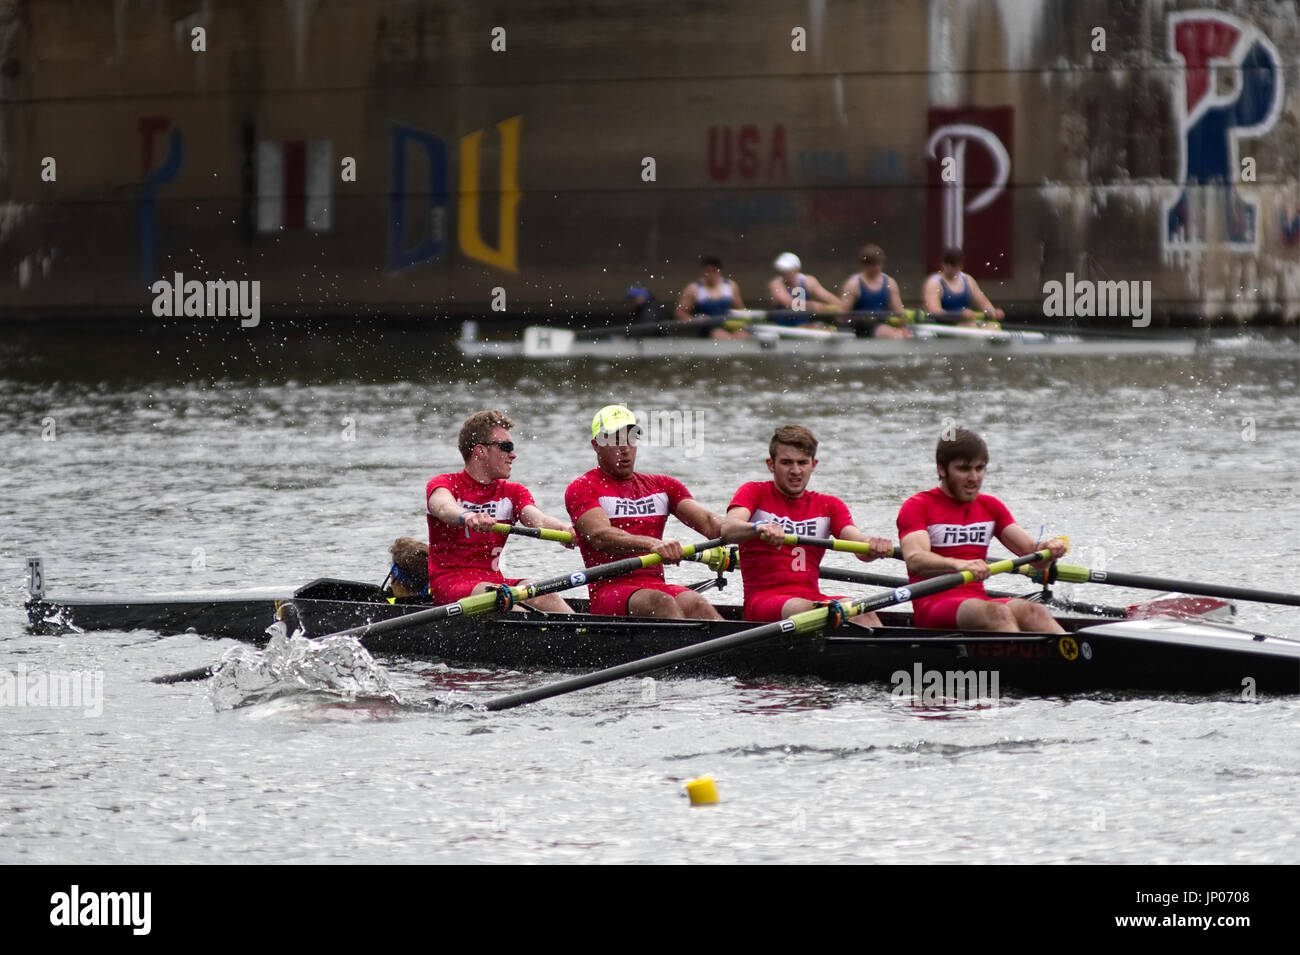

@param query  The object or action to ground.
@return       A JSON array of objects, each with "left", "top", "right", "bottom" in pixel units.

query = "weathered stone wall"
[{"left": 1, "top": 0, "right": 1296, "bottom": 321}]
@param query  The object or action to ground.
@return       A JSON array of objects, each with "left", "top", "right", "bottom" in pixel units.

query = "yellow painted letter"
[{"left": 459, "top": 115, "right": 521, "bottom": 272}]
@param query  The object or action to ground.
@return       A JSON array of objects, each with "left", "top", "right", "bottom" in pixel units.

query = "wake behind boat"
[{"left": 27, "top": 573, "right": 1300, "bottom": 697}]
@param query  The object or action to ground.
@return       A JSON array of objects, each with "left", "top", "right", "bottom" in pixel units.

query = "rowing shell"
[
  {"left": 27, "top": 578, "right": 1300, "bottom": 695},
  {"left": 459, "top": 319, "right": 1200, "bottom": 360}
]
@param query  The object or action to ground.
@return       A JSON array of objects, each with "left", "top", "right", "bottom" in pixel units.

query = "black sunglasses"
[{"left": 479, "top": 440, "right": 515, "bottom": 452}]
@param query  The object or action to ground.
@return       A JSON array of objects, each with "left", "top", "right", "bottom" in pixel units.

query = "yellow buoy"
[{"left": 685, "top": 776, "right": 718, "bottom": 805}]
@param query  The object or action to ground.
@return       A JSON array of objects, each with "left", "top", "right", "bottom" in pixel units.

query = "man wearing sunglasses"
[
  {"left": 565, "top": 405, "right": 724, "bottom": 619},
  {"left": 426, "top": 409, "right": 575, "bottom": 610}
]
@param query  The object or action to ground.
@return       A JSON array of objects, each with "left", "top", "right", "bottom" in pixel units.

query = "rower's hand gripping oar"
[
  {"left": 1018, "top": 563, "right": 1300, "bottom": 607},
  {"left": 817, "top": 565, "right": 1132, "bottom": 619},
  {"left": 778, "top": 534, "right": 902, "bottom": 560},
  {"left": 482, "top": 547, "right": 1057, "bottom": 711},
  {"left": 149, "top": 539, "right": 728, "bottom": 684}
]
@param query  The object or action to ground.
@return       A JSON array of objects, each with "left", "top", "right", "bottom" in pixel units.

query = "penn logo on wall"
[{"left": 1163, "top": 11, "right": 1283, "bottom": 252}]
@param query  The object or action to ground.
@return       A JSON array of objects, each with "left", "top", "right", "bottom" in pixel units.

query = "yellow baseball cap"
[{"left": 591, "top": 404, "right": 638, "bottom": 438}]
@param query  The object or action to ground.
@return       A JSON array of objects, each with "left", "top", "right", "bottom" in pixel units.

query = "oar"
[
  {"left": 1018, "top": 563, "right": 1300, "bottom": 607},
  {"left": 780, "top": 534, "right": 902, "bottom": 559},
  {"left": 150, "top": 539, "right": 727, "bottom": 684},
  {"left": 490, "top": 523, "right": 573, "bottom": 544},
  {"left": 817, "top": 566, "right": 1132, "bottom": 619},
  {"left": 482, "top": 548, "right": 1055, "bottom": 711}
]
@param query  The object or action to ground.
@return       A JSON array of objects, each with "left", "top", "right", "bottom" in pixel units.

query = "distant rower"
[
  {"left": 675, "top": 255, "right": 748, "bottom": 339},
  {"left": 897, "top": 429, "right": 1068, "bottom": 632},
  {"left": 566, "top": 405, "right": 724, "bottom": 620},
  {"left": 426, "top": 410, "right": 575, "bottom": 611},
  {"left": 922, "top": 247, "right": 1005, "bottom": 325},
  {"left": 723, "top": 425, "right": 894, "bottom": 624},
  {"left": 768, "top": 252, "right": 840, "bottom": 314},
  {"left": 837, "top": 244, "right": 912, "bottom": 339}
]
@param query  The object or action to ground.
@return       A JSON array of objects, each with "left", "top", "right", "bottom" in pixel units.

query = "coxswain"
[
  {"left": 921, "top": 247, "right": 1005, "bottom": 325},
  {"left": 897, "top": 429, "right": 1068, "bottom": 632},
  {"left": 722, "top": 425, "right": 894, "bottom": 624},
  {"left": 426, "top": 410, "right": 575, "bottom": 611},
  {"left": 384, "top": 536, "right": 430, "bottom": 600},
  {"left": 566, "top": 405, "right": 725, "bottom": 619},
  {"left": 837, "top": 244, "right": 912, "bottom": 338}
]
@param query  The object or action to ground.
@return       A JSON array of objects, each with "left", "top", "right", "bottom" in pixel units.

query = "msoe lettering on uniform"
[{"left": 49, "top": 885, "right": 152, "bottom": 935}]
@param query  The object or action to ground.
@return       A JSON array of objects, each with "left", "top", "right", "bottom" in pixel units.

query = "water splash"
[{"left": 210, "top": 620, "right": 398, "bottom": 711}]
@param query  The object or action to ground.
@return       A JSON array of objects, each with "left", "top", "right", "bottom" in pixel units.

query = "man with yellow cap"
[{"left": 565, "top": 405, "right": 725, "bottom": 619}]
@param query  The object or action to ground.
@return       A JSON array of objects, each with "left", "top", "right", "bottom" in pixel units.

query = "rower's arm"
[
  {"left": 837, "top": 276, "right": 858, "bottom": 311},
  {"left": 674, "top": 498, "right": 723, "bottom": 539},
  {"left": 1000, "top": 524, "right": 1068, "bottom": 560},
  {"left": 769, "top": 277, "right": 795, "bottom": 309},
  {"left": 574, "top": 507, "right": 670, "bottom": 556},
  {"left": 807, "top": 275, "right": 841, "bottom": 307},
  {"left": 967, "top": 277, "right": 1004, "bottom": 319},
  {"left": 921, "top": 276, "right": 944, "bottom": 314},
  {"left": 901, "top": 528, "right": 962, "bottom": 576},
  {"left": 427, "top": 487, "right": 466, "bottom": 526},
  {"left": 675, "top": 284, "right": 697, "bottom": 321},
  {"left": 729, "top": 280, "right": 746, "bottom": 310},
  {"left": 838, "top": 524, "right": 895, "bottom": 561},
  {"left": 429, "top": 486, "right": 495, "bottom": 534},
  {"left": 519, "top": 504, "right": 573, "bottom": 534},
  {"left": 887, "top": 276, "right": 906, "bottom": 314}
]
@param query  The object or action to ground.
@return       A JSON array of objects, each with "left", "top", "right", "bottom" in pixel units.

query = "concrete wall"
[{"left": 1, "top": 0, "right": 1296, "bottom": 322}]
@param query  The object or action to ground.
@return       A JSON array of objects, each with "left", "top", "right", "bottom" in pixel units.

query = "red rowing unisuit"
[
  {"left": 730, "top": 481, "right": 853, "bottom": 619},
  {"left": 896, "top": 487, "right": 1015, "bottom": 627},
  {"left": 565, "top": 470, "right": 691, "bottom": 601},
  {"left": 425, "top": 471, "right": 534, "bottom": 600}
]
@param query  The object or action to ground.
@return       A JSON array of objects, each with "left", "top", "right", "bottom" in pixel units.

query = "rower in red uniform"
[
  {"left": 897, "top": 429, "right": 1068, "bottom": 632},
  {"left": 566, "top": 405, "right": 724, "bottom": 619},
  {"left": 426, "top": 409, "right": 574, "bottom": 611},
  {"left": 722, "top": 425, "right": 894, "bottom": 622}
]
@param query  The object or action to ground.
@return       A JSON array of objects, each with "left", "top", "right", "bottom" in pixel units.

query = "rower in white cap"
[{"left": 768, "top": 252, "right": 841, "bottom": 314}]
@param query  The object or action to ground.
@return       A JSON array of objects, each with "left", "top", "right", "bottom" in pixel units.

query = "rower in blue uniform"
[
  {"left": 837, "top": 244, "right": 912, "bottom": 338},
  {"left": 675, "top": 255, "right": 748, "bottom": 338},
  {"left": 922, "top": 247, "right": 1004, "bottom": 325}
]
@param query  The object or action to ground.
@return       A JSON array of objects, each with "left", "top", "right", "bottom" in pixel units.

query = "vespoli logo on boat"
[
  {"left": 597, "top": 406, "right": 707, "bottom": 459},
  {"left": 890, "top": 663, "right": 1001, "bottom": 707},
  {"left": 149, "top": 271, "right": 261, "bottom": 327},
  {"left": 0, "top": 663, "right": 103, "bottom": 718}
]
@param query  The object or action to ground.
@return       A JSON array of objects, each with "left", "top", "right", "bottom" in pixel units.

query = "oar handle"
[
  {"left": 482, "top": 548, "right": 1053, "bottom": 711},
  {"left": 490, "top": 522, "right": 574, "bottom": 544},
  {"left": 782, "top": 534, "right": 902, "bottom": 560},
  {"left": 781, "top": 549, "right": 1056, "bottom": 635},
  {"left": 1022, "top": 564, "right": 1300, "bottom": 607}
]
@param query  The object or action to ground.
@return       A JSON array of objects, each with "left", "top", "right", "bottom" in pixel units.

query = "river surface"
[{"left": 2, "top": 326, "right": 1298, "bottom": 864}]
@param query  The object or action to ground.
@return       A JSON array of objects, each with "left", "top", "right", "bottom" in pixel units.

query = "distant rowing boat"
[
  {"left": 456, "top": 312, "right": 1204, "bottom": 360},
  {"left": 27, "top": 577, "right": 1300, "bottom": 696}
]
